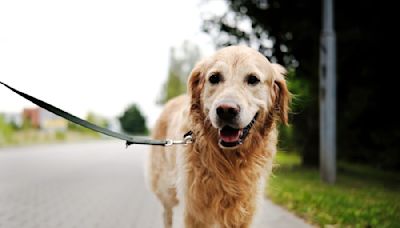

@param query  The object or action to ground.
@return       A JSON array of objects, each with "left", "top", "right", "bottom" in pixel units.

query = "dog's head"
[{"left": 188, "top": 46, "right": 290, "bottom": 149}]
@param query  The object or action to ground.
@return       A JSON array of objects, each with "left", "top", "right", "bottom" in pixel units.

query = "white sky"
[{"left": 0, "top": 0, "right": 227, "bottom": 128}]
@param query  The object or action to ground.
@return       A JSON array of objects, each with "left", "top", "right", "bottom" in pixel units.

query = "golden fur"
[{"left": 149, "top": 45, "right": 290, "bottom": 228}]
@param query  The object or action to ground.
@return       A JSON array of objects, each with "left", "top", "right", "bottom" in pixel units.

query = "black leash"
[{"left": 0, "top": 81, "right": 192, "bottom": 147}]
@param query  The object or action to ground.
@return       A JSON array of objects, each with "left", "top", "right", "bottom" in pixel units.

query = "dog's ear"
[
  {"left": 187, "top": 60, "right": 206, "bottom": 112},
  {"left": 188, "top": 60, "right": 206, "bottom": 102},
  {"left": 271, "top": 63, "right": 291, "bottom": 125}
]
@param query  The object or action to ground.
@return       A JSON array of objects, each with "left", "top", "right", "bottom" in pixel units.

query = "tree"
[
  {"left": 0, "top": 115, "right": 15, "bottom": 144},
  {"left": 204, "top": 0, "right": 321, "bottom": 166},
  {"left": 203, "top": 0, "right": 399, "bottom": 169},
  {"left": 119, "top": 104, "right": 148, "bottom": 135},
  {"left": 157, "top": 41, "right": 201, "bottom": 104}
]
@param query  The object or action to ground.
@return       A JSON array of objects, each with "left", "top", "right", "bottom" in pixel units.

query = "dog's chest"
[{"left": 185, "top": 162, "right": 260, "bottom": 225}]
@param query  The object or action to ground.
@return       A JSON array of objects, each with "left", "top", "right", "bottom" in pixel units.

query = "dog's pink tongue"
[{"left": 219, "top": 127, "right": 241, "bottom": 143}]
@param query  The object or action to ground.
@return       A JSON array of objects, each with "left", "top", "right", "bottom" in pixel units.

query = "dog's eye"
[
  {"left": 209, "top": 73, "right": 221, "bottom": 85},
  {"left": 246, "top": 75, "right": 260, "bottom": 85}
]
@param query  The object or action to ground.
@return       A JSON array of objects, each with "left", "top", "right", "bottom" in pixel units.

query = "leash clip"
[{"left": 165, "top": 134, "right": 193, "bottom": 147}]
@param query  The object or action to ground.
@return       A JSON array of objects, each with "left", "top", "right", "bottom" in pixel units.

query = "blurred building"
[
  {"left": 23, "top": 107, "right": 67, "bottom": 132},
  {"left": 23, "top": 108, "right": 40, "bottom": 128}
]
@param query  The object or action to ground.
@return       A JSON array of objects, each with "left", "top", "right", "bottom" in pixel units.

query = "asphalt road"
[{"left": 0, "top": 140, "right": 311, "bottom": 228}]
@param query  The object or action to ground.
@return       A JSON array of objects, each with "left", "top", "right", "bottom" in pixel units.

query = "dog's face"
[{"left": 188, "top": 46, "right": 289, "bottom": 149}]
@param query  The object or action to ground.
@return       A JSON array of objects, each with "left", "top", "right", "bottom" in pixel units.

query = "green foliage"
[
  {"left": 67, "top": 121, "right": 91, "bottom": 134},
  {"left": 285, "top": 68, "right": 311, "bottom": 114},
  {"left": 67, "top": 121, "right": 97, "bottom": 137},
  {"left": 55, "top": 131, "right": 66, "bottom": 141},
  {"left": 204, "top": 0, "right": 321, "bottom": 166},
  {"left": 67, "top": 112, "right": 108, "bottom": 136},
  {"left": 158, "top": 41, "right": 201, "bottom": 104},
  {"left": 86, "top": 112, "right": 109, "bottom": 128},
  {"left": 1, "top": 113, "right": 100, "bottom": 147},
  {"left": 67, "top": 121, "right": 85, "bottom": 131},
  {"left": 0, "top": 115, "right": 15, "bottom": 145},
  {"left": 119, "top": 104, "right": 148, "bottom": 135},
  {"left": 278, "top": 68, "right": 311, "bottom": 151},
  {"left": 267, "top": 152, "right": 400, "bottom": 227},
  {"left": 203, "top": 0, "right": 399, "bottom": 169},
  {"left": 21, "top": 116, "right": 33, "bottom": 130},
  {"left": 86, "top": 112, "right": 97, "bottom": 125},
  {"left": 9, "top": 121, "right": 20, "bottom": 130},
  {"left": 159, "top": 71, "right": 186, "bottom": 104}
]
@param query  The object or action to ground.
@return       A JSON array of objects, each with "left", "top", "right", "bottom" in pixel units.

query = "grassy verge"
[
  {"left": 0, "top": 130, "right": 101, "bottom": 148},
  {"left": 267, "top": 152, "right": 400, "bottom": 227}
]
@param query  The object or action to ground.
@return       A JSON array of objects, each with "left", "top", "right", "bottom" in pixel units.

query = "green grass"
[
  {"left": 267, "top": 152, "right": 400, "bottom": 227},
  {"left": 0, "top": 130, "right": 101, "bottom": 148}
]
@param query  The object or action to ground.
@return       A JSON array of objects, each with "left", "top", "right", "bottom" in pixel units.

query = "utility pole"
[{"left": 319, "top": 0, "right": 336, "bottom": 184}]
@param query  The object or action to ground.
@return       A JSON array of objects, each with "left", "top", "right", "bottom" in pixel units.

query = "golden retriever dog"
[{"left": 149, "top": 45, "right": 290, "bottom": 228}]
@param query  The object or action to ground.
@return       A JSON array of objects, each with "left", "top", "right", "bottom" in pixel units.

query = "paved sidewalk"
[
  {"left": 0, "top": 140, "right": 312, "bottom": 228},
  {"left": 259, "top": 199, "right": 311, "bottom": 228}
]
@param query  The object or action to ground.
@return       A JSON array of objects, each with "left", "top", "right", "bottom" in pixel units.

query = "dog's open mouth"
[{"left": 218, "top": 113, "right": 258, "bottom": 148}]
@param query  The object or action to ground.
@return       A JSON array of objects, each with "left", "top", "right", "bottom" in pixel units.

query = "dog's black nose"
[{"left": 216, "top": 103, "right": 240, "bottom": 121}]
